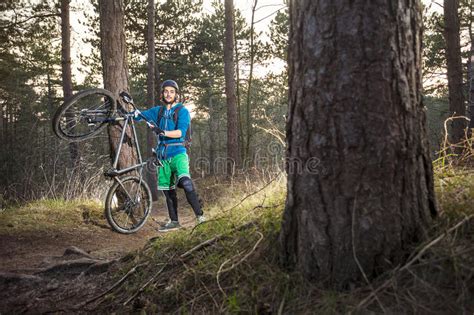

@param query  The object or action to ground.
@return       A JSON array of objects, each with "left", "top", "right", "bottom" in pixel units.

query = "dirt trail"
[
  {"left": 0, "top": 201, "right": 198, "bottom": 274},
  {"left": 0, "top": 200, "right": 202, "bottom": 313}
]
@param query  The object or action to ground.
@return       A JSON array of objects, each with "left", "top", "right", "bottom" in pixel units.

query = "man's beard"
[{"left": 162, "top": 95, "right": 176, "bottom": 104}]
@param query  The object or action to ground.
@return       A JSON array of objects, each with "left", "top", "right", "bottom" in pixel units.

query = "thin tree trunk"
[
  {"left": 224, "top": 0, "right": 240, "bottom": 174},
  {"left": 46, "top": 65, "right": 53, "bottom": 164},
  {"left": 468, "top": 0, "right": 474, "bottom": 129},
  {"left": 244, "top": 0, "right": 258, "bottom": 165},
  {"left": 234, "top": 18, "right": 244, "bottom": 162},
  {"left": 146, "top": 0, "right": 158, "bottom": 201},
  {"left": 280, "top": 0, "right": 437, "bottom": 289},
  {"left": 60, "top": 0, "right": 72, "bottom": 99},
  {"left": 208, "top": 92, "right": 218, "bottom": 175},
  {"left": 155, "top": 62, "right": 161, "bottom": 98},
  {"left": 0, "top": 101, "right": 3, "bottom": 146},
  {"left": 444, "top": 0, "right": 466, "bottom": 145},
  {"left": 60, "top": 0, "right": 79, "bottom": 167},
  {"left": 98, "top": 0, "right": 136, "bottom": 169}
]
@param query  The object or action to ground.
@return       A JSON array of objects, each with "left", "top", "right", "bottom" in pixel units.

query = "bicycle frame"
[
  {"left": 111, "top": 115, "right": 144, "bottom": 172},
  {"left": 103, "top": 108, "right": 161, "bottom": 178}
]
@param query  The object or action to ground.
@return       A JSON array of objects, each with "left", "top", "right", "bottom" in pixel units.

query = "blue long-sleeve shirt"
[{"left": 135, "top": 103, "right": 190, "bottom": 159}]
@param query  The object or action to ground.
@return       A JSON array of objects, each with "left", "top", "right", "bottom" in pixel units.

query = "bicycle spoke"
[
  {"left": 53, "top": 89, "right": 115, "bottom": 141},
  {"left": 106, "top": 176, "right": 151, "bottom": 233}
]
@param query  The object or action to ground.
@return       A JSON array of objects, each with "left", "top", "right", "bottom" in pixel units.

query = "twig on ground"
[
  {"left": 219, "top": 231, "right": 264, "bottom": 274},
  {"left": 216, "top": 257, "right": 232, "bottom": 297},
  {"left": 79, "top": 262, "right": 147, "bottom": 307},
  {"left": 183, "top": 221, "right": 256, "bottom": 258},
  {"left": 403, "top": 215, "right": 472, "bottom": 271},
  {"left": 123, "top": 261, "right": 169, "bottom": 306},
  {"left": 175, "top": 288, "right": 220, "bottom": 313},
  {"left": 181, "top": 236, "right": 226, "bottom": 259},
  {"left": 216, "top": 230, "right": 264, "bottom": 297},
  {"left": 200, "top": 278, "right": 220, "bottom": 309},
  {"left": 355, "top": 214, "right": 473, "bottom": 311}
]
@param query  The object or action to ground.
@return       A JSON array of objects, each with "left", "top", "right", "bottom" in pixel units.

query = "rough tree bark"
[
  {"left": 146, "top": 0, "right": 158, "bottom": 201},
  {"left": 224, "top": 0, "right": 240, "bottom": 173},
  {"left": 98, "top": 0, "right": 136, "bottom": 169},
  {"left": 280, "top": 0, "right": 437, "bottom": 289},
  {"left": 444, "top": 0, "right": 466, "bottom": 144},
  {"left": 60, "top": 0, "right": 79, "bottom": 166}
]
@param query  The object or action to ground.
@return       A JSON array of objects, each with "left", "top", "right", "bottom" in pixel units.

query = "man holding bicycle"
[{"left": 135, "top": 80, "right": 205, "bottom": 232}]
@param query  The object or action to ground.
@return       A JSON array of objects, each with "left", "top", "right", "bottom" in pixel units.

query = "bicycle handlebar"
[{"left": 119, "top": 91, "right": 157, "bottom": 127}]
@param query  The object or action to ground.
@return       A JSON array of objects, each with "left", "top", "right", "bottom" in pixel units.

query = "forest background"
[
  {"left": 1, "top": 0, "right": 474, "bottom": 312},
  {"left": 0, "top": 0, "right": 472, "bottom": 203}
]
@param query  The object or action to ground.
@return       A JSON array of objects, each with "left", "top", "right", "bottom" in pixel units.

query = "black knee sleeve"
[
  {"left": 178, "top": 177, "right": 203, "bottom": 216},
  {"left": 178, "top": 176, "right": 194, "bottom": 193}
]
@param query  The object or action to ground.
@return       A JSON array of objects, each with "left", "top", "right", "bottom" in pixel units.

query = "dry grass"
[
  {"left": 75, "top": 163, "right": 474, "bottom": 314},
  {"left": 6, "top": 149, "right": 472, "bottom": 313}
]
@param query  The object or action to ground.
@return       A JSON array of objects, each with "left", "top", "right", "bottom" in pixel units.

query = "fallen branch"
[{"left": 183, "top": 221, "right": 256, "bottom": 259}]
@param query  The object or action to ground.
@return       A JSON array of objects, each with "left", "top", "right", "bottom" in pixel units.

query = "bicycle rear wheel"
[
  {"left": 105, "top": 175, "right": 152, "bottom": 234},
  {"left": 52, "top": 88, "right": 116, "bottom": 141}
]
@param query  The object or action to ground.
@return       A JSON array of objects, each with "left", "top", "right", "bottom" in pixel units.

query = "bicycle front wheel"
[
  {"left": 105, "top": 176, "right": 152, "bottom": 234},
  {"left": 52, "top": 88, "right": 116, "bottom": 141}
]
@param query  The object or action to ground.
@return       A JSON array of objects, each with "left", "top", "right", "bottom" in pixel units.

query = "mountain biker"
[{"left": 134, "top": 80, "right": 205, "bottom": 232}]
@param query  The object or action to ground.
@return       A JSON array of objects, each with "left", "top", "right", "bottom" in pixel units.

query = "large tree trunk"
[
  {"left": 444, "top": 0, "right": 466, "bottom": 144},
  {"left": 224, "top": 0, "right": 240, "bottom": 174},
  {"left": 146, "top": 0, "right": 158, "bottom": 201},
  {"left": 60, "top": 0, "right": 79, "bottom": 167},
  {"left": 280, "top": 0, "right": 437, "bottom": 289},
  {"left": 98, "top": 0, "right": 136, "bottom": 169}
]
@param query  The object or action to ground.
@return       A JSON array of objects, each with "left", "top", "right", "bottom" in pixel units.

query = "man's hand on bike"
[
  {"left": 132, "top": 109, "right": 141, "bottom": 118},
  {"left": 150, "top": 125, "right": 165, "bottom": 135},
  {"left": 119, "top": 91, "right": 133, "bottom": 104},
  {"left": 119, "top": 91, "right": 136, "bottom": 112}
]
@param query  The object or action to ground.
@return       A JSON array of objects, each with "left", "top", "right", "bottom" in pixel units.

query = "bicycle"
[{"left": 52, "top": 88, "right": 160, "bottom": 234}]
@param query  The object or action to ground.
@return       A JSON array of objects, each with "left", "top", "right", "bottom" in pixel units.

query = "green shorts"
[{"left": 157, "top": 153, "right": 191, "bottom": 190}]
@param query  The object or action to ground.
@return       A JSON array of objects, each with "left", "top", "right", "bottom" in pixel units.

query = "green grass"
[
  {"left": 0, "top": 198, "right": 103, "bottom": 233},
  {"left": 434, "top": 167, "right": 474, "bottom": 219}
]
